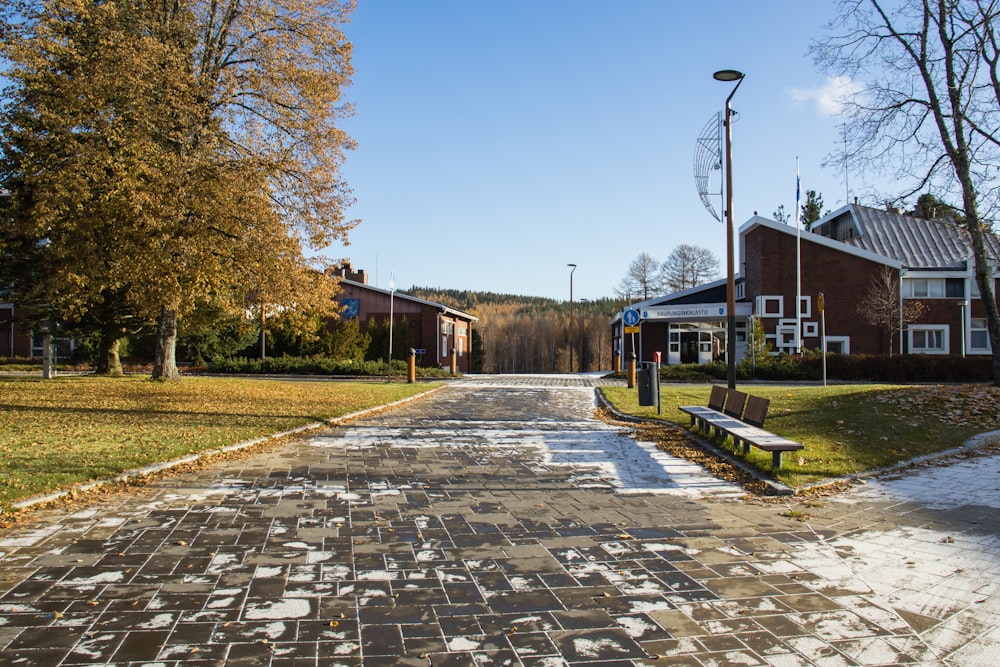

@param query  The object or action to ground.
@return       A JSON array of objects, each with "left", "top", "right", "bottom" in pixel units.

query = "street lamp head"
[
  {"left": 567, "top": 263, "right": 576, "bottom": 268},
  {"left": 713, "top": 69, "right": 744, "bottom": 82}
]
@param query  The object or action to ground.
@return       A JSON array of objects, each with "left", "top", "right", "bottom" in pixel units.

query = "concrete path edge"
[{"left": 593, "top": 388, "right": 794, "bottom": 496}]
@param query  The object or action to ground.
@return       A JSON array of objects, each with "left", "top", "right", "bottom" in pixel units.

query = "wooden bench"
[
  {"left": 678, "top": 385, "right": 727, "bottom": 431},
  {"left": 679, "top": 388, "right": 803, "bottom": 469}
]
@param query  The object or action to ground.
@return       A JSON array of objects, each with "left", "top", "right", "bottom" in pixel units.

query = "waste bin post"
[
  {"left": 637, "top": 361, "right": 659, "bottom": 407},
  {"left": 407, "top": 348, "right": 416, "bottom": 383}
]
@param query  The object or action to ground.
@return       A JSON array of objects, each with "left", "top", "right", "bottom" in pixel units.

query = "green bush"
[
  {"left": 825, "top": 353, "right": 992, "bottom": 382},
  {"left": 660, "top": 362, "right": 726, "bottom": 382},
  {"left": 673, "top": 352, "right": 993, "bottom": 383},
  {"left": 0, "top": 356, "right": 38, "bottom": 366},
  {"left": 209, "top": 355, "right": 453, "bottom": 378}
]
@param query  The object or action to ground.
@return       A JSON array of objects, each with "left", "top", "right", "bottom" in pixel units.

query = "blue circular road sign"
[{"left": 623, "top": 309, "right": 640, "bottom": 326}]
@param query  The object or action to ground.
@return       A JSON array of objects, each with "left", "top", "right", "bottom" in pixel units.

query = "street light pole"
[
  {"left": 568, "top": 263, "right": 577, "bottom": 373},
  {"left": 714, "top": 69, "right": 745, "bottom": 390}
]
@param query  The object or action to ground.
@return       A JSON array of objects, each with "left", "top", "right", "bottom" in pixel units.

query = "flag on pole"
[{"left": 795, "top": 164, "right": 801, "bottom": 227}]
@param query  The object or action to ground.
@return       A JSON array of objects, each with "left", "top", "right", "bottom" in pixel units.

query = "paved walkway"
[{"left": 0, "top": 376, "right": 998, "bottom": 666}]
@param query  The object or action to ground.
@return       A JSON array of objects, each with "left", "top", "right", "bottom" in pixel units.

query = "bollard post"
[
  {"left": 408, "top": 348, "right": 416, "bottom": 383},
  {"left": 613, "top": 353, "right": 620, "bottom": 374},
  {"left": 450, "top": 347, "right": 457, "bottom": 375},
  {"left": 627, "top": 352, "right": 636, "bottom": 389}
]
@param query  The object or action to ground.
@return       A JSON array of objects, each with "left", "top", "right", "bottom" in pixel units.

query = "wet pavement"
[{"left": 0, "top": 375, "right": 998, "bottom": 666}]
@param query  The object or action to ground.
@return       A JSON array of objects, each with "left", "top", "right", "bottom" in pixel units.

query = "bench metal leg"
[
  {"left": 772, "top": 451, "right": 783, "bottom": 469},
  {"left": 741, "top": 441, "right": 750, "bottom": 456}
]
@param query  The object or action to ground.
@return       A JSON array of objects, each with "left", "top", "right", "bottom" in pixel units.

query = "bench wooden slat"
[
  {"left": 678, "top": 388, "right": 802, "bottom": 469},
  {"left": 722, "top": 390, "right": 747, "bottom": 419},
  {"left": 707, "top": 385, "right": 727, "bottom": 411},
  {"left": 742, "top": 395, "right": 770, "bottom": 428}
]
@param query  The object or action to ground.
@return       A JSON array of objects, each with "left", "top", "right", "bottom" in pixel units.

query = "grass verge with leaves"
[
  {"left": 600, "top": 383, "right": 1000, "bottom": 488},
  {"left": 0, "top": 376, "right": 437, "bottom": 509}
]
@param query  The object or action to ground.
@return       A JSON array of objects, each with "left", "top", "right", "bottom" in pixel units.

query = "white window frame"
[
  {"left": 908, "top": 325, "right": 949, "bottom": 354},
  {"left": 970, "top": 318, "right": 990, "bottom": 352},
  {"left": 798, "top": 296, "right": 811, "bottom": 318},
  {"left": 824, "top": 336, "right": 850, "bottom": 354},
  {"left": 775, "top": 324, "right": 798, "bottom": 354},
  {"left": 904, "top": 277, "right": 946, "bottom": 298},
  {"left": 756, "top": 296, "right": 783, "bottom": 318},
  {"left": 802, "top": 321, "right": 818, "bottom": 338}
]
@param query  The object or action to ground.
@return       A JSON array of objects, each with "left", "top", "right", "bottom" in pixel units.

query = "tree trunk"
[
  {"left": 152, "top": 306, "right": 180, "bottom": 380},
  {"left": 95, "top": 331, "right": 124, "bottom": 376}
]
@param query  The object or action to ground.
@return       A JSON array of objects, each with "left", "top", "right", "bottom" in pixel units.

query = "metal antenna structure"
[{"left": 693, "top": 111, "right": 723, "bottom": 222}]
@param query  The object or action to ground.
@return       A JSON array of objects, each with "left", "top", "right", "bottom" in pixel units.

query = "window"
[
  {"left": 909, "top": 325, "right": 948, "bottom": 354},
  {"left": 905, "top": 278, "right": 945, "bottom": 298},
  {"left": 31, "top": 332, "right": 45, "bottom": 358},
  {"left": 802, "top": 322, "right": 818, "bottom": 338},
  {"left": 757, "top": 296, "right": 783, "bottom": 318},
  {"left": 798, "top": 296, "right": 811, "bottom": 318},
  {"left": 971, "top": 318, "right": 990, "bottom": 351},
  {"left": 825, "top": 337, "right": 850, "bottom": 354},
  {"left": 945, "top": 278, "right": 965, "bottom": 298}
]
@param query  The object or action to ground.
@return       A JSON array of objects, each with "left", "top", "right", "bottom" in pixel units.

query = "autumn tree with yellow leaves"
[{"left": 0, "top": 0, "right": 357, "bottom": 378}]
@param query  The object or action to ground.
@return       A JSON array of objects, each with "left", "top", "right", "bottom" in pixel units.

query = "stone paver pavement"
[{"left": 0, "top": 375, "right": 998, "bottom": 665}]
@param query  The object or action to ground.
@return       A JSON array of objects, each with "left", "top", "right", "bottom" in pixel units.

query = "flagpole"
[
  {"left": 387, "top": 271, "right": 395, "bottom": 383},
  {"left": 795, "top": 157, "right": 802, "bottom": 355}
]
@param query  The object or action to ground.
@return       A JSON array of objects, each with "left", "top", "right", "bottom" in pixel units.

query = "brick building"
[
  {"left": 3, "top": 263, "right": 477, "bottom": 372},
  {"left": 332, "top": 264, "right": 477, "bottom": 373},
  {"left": 613, "top": 204, "right": 999, "bottom": 367},
  {"left": 0, "top": 302, "right": 31, "bottom": 358}
]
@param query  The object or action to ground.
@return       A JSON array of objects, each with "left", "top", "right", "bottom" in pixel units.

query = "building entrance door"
[{"left": 681, "top": 332, "right": 699, "bottom": 364}]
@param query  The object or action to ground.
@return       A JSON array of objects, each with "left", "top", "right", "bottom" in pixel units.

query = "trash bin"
[{"left": 637, "top": 361, "right": 659, "bottom": 407}]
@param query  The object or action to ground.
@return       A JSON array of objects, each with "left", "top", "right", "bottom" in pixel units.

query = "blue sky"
[{"left": 327, "top": 0, "right": 879, "bottom": 302}]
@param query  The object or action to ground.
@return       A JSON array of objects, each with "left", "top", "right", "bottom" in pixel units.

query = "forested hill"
[
  {"left": 406, "top": 287, "right": 619, "bottom": 373},
  {"left": 407, "top": 287, "right": 558, "bottom": 313},
  {"left": 407, "top": 286, "right": 618, "bottom": 317}
]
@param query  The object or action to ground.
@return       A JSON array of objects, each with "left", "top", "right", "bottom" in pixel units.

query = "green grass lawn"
[
  {"left": 600, "top": 383, "right": 1000, "bottom": 488},
  {"left": 0, "top": 376, "right": 437, "bottom": 508}
]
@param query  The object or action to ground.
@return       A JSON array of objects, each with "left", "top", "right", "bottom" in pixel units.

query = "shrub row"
[
  {"left": 821, "top": 353, "right": 992, "bottom": 382},
  {"left": 612, "top": 353, "right": 994, "bottom": 383},
  {"left": 730, "top": 353, "right": 990, "bottom": 383},
  {"left": 208, "top": 355, "right": 453, "bottom": 378}
]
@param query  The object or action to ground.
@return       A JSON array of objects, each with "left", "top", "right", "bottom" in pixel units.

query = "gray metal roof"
[{"left": 829, "top": 205, "right": 1000, "bottom": 269}]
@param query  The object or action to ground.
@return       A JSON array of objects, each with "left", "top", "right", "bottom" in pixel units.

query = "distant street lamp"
[
  {"left": 714, "top": 69, "right": 745, "bottom": 389},
  {"left": 568, "top": 263, "right": 577, "bottom": 373}
]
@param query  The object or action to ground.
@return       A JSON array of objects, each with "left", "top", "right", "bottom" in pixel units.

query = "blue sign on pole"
[{"left": 623, "top": 309, "right": 640, "bottom": 326}]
